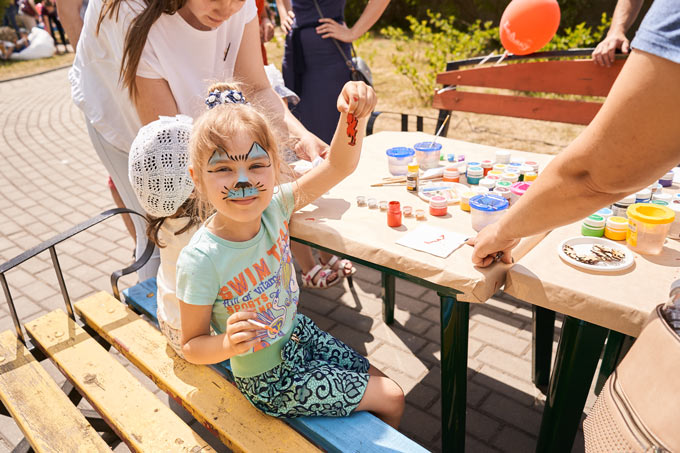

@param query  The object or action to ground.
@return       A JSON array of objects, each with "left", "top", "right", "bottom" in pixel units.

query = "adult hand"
[
  {"left": 280, "top": 9, "right": 295, "bottom": 35},
  {"left": 467, "top": 222, "right": 520, "bottom": 267},
  {"left": 337, "top": 81, "right": 376, "bottom": 118},
  {"left": 294, "top": 132, "right": 329, "bottom": 161},
  {"left": 592, "top": 32, "right": 630, "bottom": 67},
  {"left": 316, "top": 18, "right": 354, "bottom": 42},
  {"left": 260, "top": 17, "right": 275, "bottom": 42},
  {"left": 225, "top": 309, "right": 261, "bottom": 356}
]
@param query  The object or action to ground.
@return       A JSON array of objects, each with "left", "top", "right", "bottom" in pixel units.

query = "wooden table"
[
  {"left": 504, "top": 218, "right": 680, "bottom": 451},
  {"left": 289, "top": 131, "right": 555, "bottom": 451}
]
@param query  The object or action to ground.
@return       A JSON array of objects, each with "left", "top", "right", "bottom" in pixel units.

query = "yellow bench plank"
[
  {"left": 74, "top": 292, "right": 320, "bottom": 453},
  {"left": 0, "top": 330, "right": 111, "bottom": 453},
  {"left": 25, "top": 310, "right": 215, "bottom": 453}
]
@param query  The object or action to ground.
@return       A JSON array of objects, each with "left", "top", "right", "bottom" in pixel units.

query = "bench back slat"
[
  {"left": 0, "top": 330, "right": 111, "bottom": 453},
  {"left": 433, "top": 90, "right": 604, "bottom": 125},
  {"left": 75, "top": 292, "right": 321, "bottom": 453},
  {"left": 25, "top": 309, "right": 216, "bottom": 453},
  {"left": 436, "top": 59, "right": 624, "bottom": 97}
]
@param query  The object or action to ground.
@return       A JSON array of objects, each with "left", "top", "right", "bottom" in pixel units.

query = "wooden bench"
[{"left": 0, "top": 208, "right": 428, "bottom": 452}]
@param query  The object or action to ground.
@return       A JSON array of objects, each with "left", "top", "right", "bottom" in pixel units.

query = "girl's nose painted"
[{"left": 226, "top": 168, "right": 259, "bottom": 199}]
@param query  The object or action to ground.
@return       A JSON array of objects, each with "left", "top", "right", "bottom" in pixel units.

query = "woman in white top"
[{"left": 70, "top": 0, "right": 326, "bottom": 280}]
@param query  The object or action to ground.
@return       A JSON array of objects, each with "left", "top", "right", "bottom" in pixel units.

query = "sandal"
[
  {"left": 319, "top": 255, "right": 356, "bottom": 278},
  {"left": 301, "top": 264, "right": 340, "bottom": 289}
]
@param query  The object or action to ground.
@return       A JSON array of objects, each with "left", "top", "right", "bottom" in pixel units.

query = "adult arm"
[
  {"left": 469, "top": 50, "right": 680, "bottom": 266},
  {"left": 235, "top": 17, "right": 327, "bottom": 160},
  {"left": 316, "top": 0, "right": 390, "bottom": 43},
  {"left": 133, "top": 77, "right": 179, "bottom": 125},
  {"left": 56, "top": 0, "right": 83, "bottom": 48},
  {"left": 592, "top": 0, "right": 644, "bottom": 67},
  {"left": 276, "top": 0, "right": 294, "bottom": 35}
]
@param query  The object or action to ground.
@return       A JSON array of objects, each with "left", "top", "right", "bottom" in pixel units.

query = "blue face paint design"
[{"left": 211, "top": 142, "right": 271, "bottom": 200}]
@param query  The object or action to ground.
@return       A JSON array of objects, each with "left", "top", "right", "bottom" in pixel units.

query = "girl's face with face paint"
[{"left": 197, "top": 133, "right": 276, "bottom": 238}]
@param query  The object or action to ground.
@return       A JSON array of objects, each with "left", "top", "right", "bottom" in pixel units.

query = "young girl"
[{"left": 177, "top": 81, "right": 405, "bottom": 427}]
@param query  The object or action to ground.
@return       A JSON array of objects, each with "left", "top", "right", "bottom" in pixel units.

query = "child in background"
[
  {"left": 128, "top": 114, "right": 200, "bottom": 357},
  {"left": 177, "top": 81, "right": 404, "bottom": 427}
]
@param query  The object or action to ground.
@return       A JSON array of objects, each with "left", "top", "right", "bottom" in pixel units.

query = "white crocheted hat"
[{"left": 128, "top": 115, "right": 195, "bottom": 217}]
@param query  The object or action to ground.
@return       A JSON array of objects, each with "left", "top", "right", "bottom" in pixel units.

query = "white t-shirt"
[{"left": 69, "top": 0, "right": 257, "bottom": 151}]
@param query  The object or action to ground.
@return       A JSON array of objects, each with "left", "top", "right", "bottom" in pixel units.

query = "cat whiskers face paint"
[{"left": 207, "top": 142, "right": 272, "bottom": 200}]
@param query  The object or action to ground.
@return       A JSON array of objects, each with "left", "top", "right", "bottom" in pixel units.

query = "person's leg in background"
[{"left": 86, "top": 121, "right": 160, "bottom": 281}]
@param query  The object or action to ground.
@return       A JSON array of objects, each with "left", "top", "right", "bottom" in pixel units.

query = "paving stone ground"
[{"left": 0, "top": 68, "right": 598, "bottom": 452}]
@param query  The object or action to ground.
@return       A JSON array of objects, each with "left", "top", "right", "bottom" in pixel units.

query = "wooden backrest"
[{"left": 433, "top": 49, "right": 626, "bottom": 126}]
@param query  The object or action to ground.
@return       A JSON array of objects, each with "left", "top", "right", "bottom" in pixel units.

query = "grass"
[{"left": 0, "top": 33, "right": 584, "bottom": 155}]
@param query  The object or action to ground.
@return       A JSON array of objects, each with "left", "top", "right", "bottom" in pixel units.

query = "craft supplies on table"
[
  {"left": 466, "top": 166, "right": 484, "bottom": 185},
  {"left": 653, "top": 192, "right": 672, "bottom": 203},
  {"left": 469, "top": 194, "right": 509, "bottom": 232},
  {"left": 524, "top": 172, "right": 537, "bottom": 182},
  {"left": 429, "top": 196, "right": 448, "bottom": 216},
  {"left": 596, "top": 207, "right": 613, "bottom": 221},
  {"left": 558, "top": 237, "right": 633, "bottom": 272},
  {"left": 612, "top": 194, "right": 636, "bottom": 218},
  {"left": 356, "top": 196, "right": 366, "bottom": 207},
  {"left": 417, "top": 182, "right": 467, "bottom": 205},
  {"left": 509, "top": 181, "right": 532, "bottom": 205},
  {"left": 604, "top": 216, "right": 627, "bottom": 241},
  {"left": 495, "top": 150, "right": 510, "bottom": 164},
  {"left": 660, "top": 171, "right": 674, "bottom": 187},
  {"left": 385, "top": 147, "right": 415, "bottom": 176},
  {"left": 442, "top": 167, "right": 460, "bottom": 183},
  {"left": 406, "top": 162, "right": 419, "bottom": 192},
  {"left": 581, "top": 214, "right": 606, "bottom": 237},
  {"left": 626, "top": 203, "right": 675, "bottom": 255},
  {"left": 387, "top": 201, "right": 402, "bottom": 227},
  {"left": 414, "top": 142, "right": 442, "bottom": 169},
  {"left": 460, "top": 191, "right": 475, "bottom": 212},
  {"left": 667, "top": 199, "right": 680, "bottom": 239},
  {"left": 635, "top": 188, "right": 652, "bottom": 203},
  {"left": 395, "top": 225, "right": 468, "bottom": 258}
]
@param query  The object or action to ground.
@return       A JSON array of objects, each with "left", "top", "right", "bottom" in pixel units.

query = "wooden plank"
[
  {"left": 433, "top": 90, "right": 602, "bottom": 125},
  {"left": 75, "top": 292, "right": 321, "bottom": 453},
  {"left": 436, "top": 59, "right": 625, "bottom": 97},
  {"left": 0, "top": 330, "right": 111, "bottom": 453},
  {"left": 24, "top": 310, "right": 215, "bottom": 453}
]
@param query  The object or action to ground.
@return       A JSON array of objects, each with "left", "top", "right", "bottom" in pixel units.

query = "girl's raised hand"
[
  {"left": 225, "top": 309, "right": 262, "bottom": 355},
  {"left": 337, "top": 81, "right": 376, "bottom": 119}
]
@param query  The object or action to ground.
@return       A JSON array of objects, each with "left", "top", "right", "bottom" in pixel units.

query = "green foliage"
[{"left": 380, "top": 11, "right": 612, "bottom": 106}]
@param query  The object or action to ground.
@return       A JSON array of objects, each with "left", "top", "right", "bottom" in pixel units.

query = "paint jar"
[
  {"left": 356, "top": 196, "right": 366, "bottom": 207},
  {"left": 379, "top": 200, "right": 388, "bottom": 211},
  {"left": 525, "top": 160, "right": 539, "bottom": 173},
  {"left": 460, "top": 191, "right": 475, "bottom": 212},
  {"left": 415, "top": 209, "right": 426, "bottom": 220},
  {"left": 429, "top": 195, "right": 448, "bottom": 216},
  {"left": 509, "top": 181, "right": 532, "bottom": 206},
  {"left": 486, "top": 174, "right": 501, "bottom": 184},
  {"left": 469, "top": 194, "right": 509, "bottom": 232},
  {"left": 518, "top": 165, "right": 533, "bottom": 181},
  {"left": 479, "top": 178, "right": 496, "bottom": 191},
  {"left": 659, "top": 170, "right": 674, "bottom": 187},
  {"left": 367, "top": 197, "right": 378, "bottom": 209},
  {"left": 442, "top": 167, "right": 460, "bottom": 183},
  {"left": 446, "top": 153, "right": 455, "bottom": 162},
  {"left": 510, "top": 157, "right": 525, "bottom": 166},
  {"left": 406, "top": 162, "right": 419, "bottom": 193},
  {"left": 653, "top": 192, "right": 672, "bottom": 203},
  {"left": 488, "top": 170, "right": 503, "bottom": 178},
  {"left": 501, "top": 173, "right": 519, "bottom": 184},
  {"left": 403, "top": 205, "right": 413, "bottom": 217},
  {"left": 467, "top": 161, "right": 481, "bottom": 170},
  {"left": 457, "top": 154, "right": 466, "bottom": 163},
  {"left": 495, "top": 150, "right": 511, "bottom": 164},
  {"left": 627, "top": 203, "right": 675, "bottom": 254},
  {"left": 508, "top": 163, "right": 522, "bottom": 174},
  {"left": 387, "top": 201, "right": 402, "bottom": 227},
  {"left": 652, "top": 200, "right": 669, "bottom": 206},
  {"left": 493, "top": 163, "right": 507, "bottom": 173},
  {"left": 604, "top": 216, "right": 628, "bottom": 241},
  {"left": 581, "top": 214, "right": 605, "bottom": 237},
  {"left": 386, "top": 147, "right": 415, "bottom": 176},
  {"left": 492, "top": 186, "right": 511, "bottom": 202},
  {"left": 481, "top": 160, "right": 494, "bottom": 176},
  {"left": 612, "top": 194, "right": 636, "bottom": 218},
  {"left": 635, "top": 188, "right": 652, "bottom": 203},
  {"left": 596, "top": 207, "right": 613, "bottom": 222},
  {"left": 413, "top": 142, "right": 443, "bottom": 170},
  {"left": 667, "top": 199, "right": 680, "bottom": 239},
  {"left": 523, "top": 172, "right": 537, "bottom": 182},
  {"left": 648, "top": 183, "right": 663, "bottom": 194},
  {"left": 496, "top": 180, "right": 512, "bottom": 190},
  {"left": 467, "top": 166, "right": 484, "bottom": 185}
]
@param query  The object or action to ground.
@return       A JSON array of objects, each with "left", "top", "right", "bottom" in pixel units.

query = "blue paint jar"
[{"left": 466, "top": 166, "right": 484, "bottom": 185}]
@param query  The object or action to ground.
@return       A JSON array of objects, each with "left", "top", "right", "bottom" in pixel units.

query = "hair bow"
[{"left": 205, "top": 89, "right": 249, "bottom": 110}]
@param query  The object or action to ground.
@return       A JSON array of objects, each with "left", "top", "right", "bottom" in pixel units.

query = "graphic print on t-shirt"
[{"left": 216, "top": 220, "right": 299, "bottom": 352}]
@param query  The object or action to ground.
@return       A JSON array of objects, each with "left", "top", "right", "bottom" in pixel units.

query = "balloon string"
[
  {"left": 478, "top": 51, "right": 496, "bottom": 66},
  {"left": 495, "top": 50, "right": 509, "bottom": 66}
]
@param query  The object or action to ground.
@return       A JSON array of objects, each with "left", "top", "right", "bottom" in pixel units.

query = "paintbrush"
[
  {"left": 247, "top": 319, "right": 279, "bottom": 334},
  {"left": 372, "top": 167, "right": 446, "bottom": 187},
  {"left": 429, "top": 114, "right": 451, "bottom": 148}
]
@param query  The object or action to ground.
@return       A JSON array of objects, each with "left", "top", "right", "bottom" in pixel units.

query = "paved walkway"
[{"left": 0, "top": 68, "right": 594, "bottom": 452}]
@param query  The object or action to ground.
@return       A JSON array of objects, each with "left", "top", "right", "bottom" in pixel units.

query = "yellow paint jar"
[
  {"left": 604, "top": 216, "right": 627, "bottom": 241},
  {"left": 460, "top": 191, "right": 475, "bottom": 212}
]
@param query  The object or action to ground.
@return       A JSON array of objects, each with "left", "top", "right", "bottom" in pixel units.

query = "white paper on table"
[{"left": 395, "top": 225, "right": 468, "bottom": 258}]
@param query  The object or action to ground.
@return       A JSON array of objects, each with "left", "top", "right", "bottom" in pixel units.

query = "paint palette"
[
  {"left": 557, "top": 237, "right": 634, "bottom": 272},
  {"left": 417, "top": 182, "right": 468, "bottom": 205}
]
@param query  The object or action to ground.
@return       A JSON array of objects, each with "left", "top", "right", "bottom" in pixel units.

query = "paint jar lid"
[
  {"left": 492, "top": 187, "right": 511, "bottom": 199},
  {"left": 501, "top": 172, "right": 519, "bottom": 182},
  {"left": 493, "top": 163, "right": 507, "bottom": 171},
  {"left": 596, "top": 207, "right": 613, "bottom": 218},
  {"left": 388, "top": 201, "right": 401, "bottom": 212},
  {"left": 636, "top": 188, "right": 652, "bottom": 200},
  {"left": 509, "top": 157, "right": 525, "bottom": 165},
  {"left": 517, "top": 165, "right": 532, "bottom": 175},
  {"left": 461, "top": 191, "right": 476, "bottom": 203},
  {"left": 662, "top": 171, "right": 675, "bottom": 180},
  {"left": 457, "top": 154, "right": 466, "bottom": 162},
  {"left": 583, "top": 214, "right": 606, "bottom": 228},
  {"left": 467, "top": 166, "right": 484, "bottom": 176},
  {"left": 467, "top": 161, "right": 481, "bottom": 168},
  {"left": 606, "top": 216, "right": 628, "bottom": 230},
  {"left": 496, "top": 180, "right": 512, "bottom": 188},
  {"left": 525, "top": 160, "right": 539, "bottom": 172},
  {"left": 510, "top": 181, "right": 532, "bottom": 196},
  {"left": 414, "top": 142, "right": 443, "bottom": 152},
  {"left": 469, "top": 194, "right": 509, "bottom": 212},
  {"left": 429, "top": 195, "right": 448, "bottom": 209},
  {"left": 508, "top": 162, "right": 522, "bottom": 170},
  {"left": 488, "top": 170, "right": 503, "bottom": 177},
  {"left": 653, "top": 192, "right": 672, "bottom": 202},
  {"left": 651, "top": 200, "right": 669, "bottom": 206},
  {"left": 615, "top": 194, "right": 636, "bottom": 205},
  {"left": 495, "top": 150, "right": 511, "bottom": 162},
  {"left": 479, "top": 178, "right": 496, "bottom": 190},
  {"left": 407, "top": 162, "right": 419, "bottom": 172},
  {"left": 481, "top": 159, "right": 494, "bottom": 168},
  {"left": 386, "top": 147, "right": 415, "bottom": 158},
  {"left": 627, "top": 203, "right": 675, "bottom": 224},
  {"left": 447, "top": 153, "right": 455, "bottom": 162},
  {"left": 648, "top": 183, "right": 662, "bottom": 193},
  {"left": 486, "top": 175, "right": 500, "bottom": 181},
  {"left": 444, "top": 167, "right": 460, "bottom": 177}
]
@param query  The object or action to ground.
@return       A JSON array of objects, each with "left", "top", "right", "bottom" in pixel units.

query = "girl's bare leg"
[{"left": 355, "top": 365, "right": 405, "bottom": 429}]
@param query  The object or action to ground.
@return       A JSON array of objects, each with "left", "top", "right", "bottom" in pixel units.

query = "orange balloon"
[{"left": 500, "top": 0, "right": 561, "bottom": 55}]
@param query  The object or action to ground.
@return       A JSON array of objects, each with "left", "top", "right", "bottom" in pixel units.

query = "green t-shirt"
[{"left": 176, "top": 183, "right": 299, "bottom": 377}]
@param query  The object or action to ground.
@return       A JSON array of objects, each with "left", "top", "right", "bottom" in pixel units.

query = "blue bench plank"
[{"left": 123, "top": 278, "right": 429, "bottom": 453}]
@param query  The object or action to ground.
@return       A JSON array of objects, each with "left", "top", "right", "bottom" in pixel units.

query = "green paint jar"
[{"left": 581, "top": 214, "right": 605, "bottom": 237}]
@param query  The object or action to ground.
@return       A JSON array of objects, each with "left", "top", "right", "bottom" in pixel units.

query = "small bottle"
[
  {"left": 663, "top": 280, "right": 680, "bottom": 334},
  {"left": 481, "top": 160, "right": 494, "bottom": 176},
  {"left": 403, "top": 205, "right": 413, "bottom": 217},
  {"left": 387, "top": 201, "right": 402, "bottom": 227},
  {"left": 612, "top": 194, "right": 636, "bottom": 218},
  {"left": 379, "top": 200, "right": 388, "bottom": 211},
  {"left": 406, "top": 162, "right": 419, "bottom": 193}
]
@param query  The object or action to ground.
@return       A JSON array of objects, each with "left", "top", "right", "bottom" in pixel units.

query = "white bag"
[{"left": 10, "top": 27, "right": 56, "bottom": 60}]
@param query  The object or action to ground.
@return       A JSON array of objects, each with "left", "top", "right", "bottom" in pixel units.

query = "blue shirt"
[{"left": 632, "top": 0, "right": 680, "bottom": 63}]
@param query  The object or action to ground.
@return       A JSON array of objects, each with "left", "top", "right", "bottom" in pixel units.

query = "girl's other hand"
[
  {"left": 280, "top": 10, "right": 295, "bottom": 35},
  {"left": 466, "top": 222, "right": 520, "bottom": 267},
  {"left": 316, "top": 18, "right": 354, "bottom": 42},
  {"left": 226, "top": 309, "right": 261, "bottom": 355},
  {"left": 337, "top": 81, "right": 376, "bottom": 118}
]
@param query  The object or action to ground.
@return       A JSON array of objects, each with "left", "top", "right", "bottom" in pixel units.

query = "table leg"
[
  {"left": 532, "top": 306, "right": 555, "bottom": 394},
  {"left": 440, "top": 293, "right": 469, "bottom": 453},
  {"left": 535, "top": 316, "right": 608, "bottom": 453},
  {"left": 381, "top": 272, "right": 395, "bottom": 325},
  {"left": 594, "top": 331, "right": 633, "bottom": 396}
]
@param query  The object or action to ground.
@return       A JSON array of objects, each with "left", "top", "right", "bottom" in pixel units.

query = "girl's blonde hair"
[{"left": 190, "top": 82, "right": 286, "bottom": 219}]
